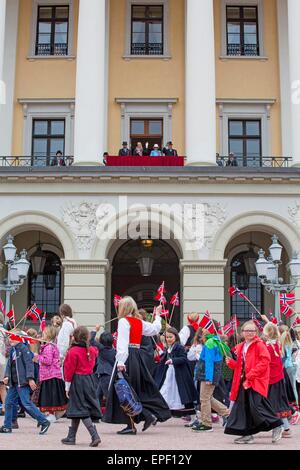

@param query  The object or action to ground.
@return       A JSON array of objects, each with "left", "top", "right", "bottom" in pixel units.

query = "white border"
[
  {"left": 220, "top": 0, "right": 265, "bottom": 59},
  {"left": 18, "top": 99, "right": 75, "bottom": 156},
  {"left": 123, "top": 0, "right": 170, "bottom": 60},
  {"left": 28, "top": 0, "right": 75, "bottom": 58}
]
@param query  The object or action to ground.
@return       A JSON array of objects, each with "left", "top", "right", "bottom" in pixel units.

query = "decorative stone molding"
[
  {"left": 62, "top": 260, "right": 109, "bottom": 274},
  {"left": 180, "top": 260, "right": 227, "bottom": 273},
  {"left": 203, "top": 203, "right": 227, "bottom": 248},
  {"left": 288, "top": 201, "right": 300, "bottom": 229},
  {"left": 61, "top": 201, "right": 99, "bottom": 250}
]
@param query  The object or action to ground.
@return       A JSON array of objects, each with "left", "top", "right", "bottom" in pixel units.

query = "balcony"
[
  {"left": 0, "top": 155, "right": 292, "bottom": 169},
  {"left": 131, "top": 42, "right": 163, "bottom": 55},
  {"left": 217, "top": 156, "right": 292, "bottom": 168},
  {"left": 227, "top": 43, "right": 259, "bottom": 56},
  {"left": 35, "top": 43, "right": 68, "bottom": 56}
]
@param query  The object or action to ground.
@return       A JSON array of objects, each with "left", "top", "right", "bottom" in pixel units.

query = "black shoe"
[
  {"left": 89, "top": 426, "right": 101, "bottom": 447},
  {"left": 117, "top": 426, "right": 137, "bottom": 435},
  {"left": 12, "top": 421, "right": 19, "bottom": 430},
  {"left": 0, "top": 426, "right": 12, "bottom": 433},
  {"left": 142, "top": 415, "right": 157, "bottom": 432},
  {"left": 17, "top": 411, "right": 26, "bottom": 418},
  {"left": 39, "top": 421, "right": 51, "bottom": 435},
  {"left": 61, "top": 427, "right": 76, "bottom": 445}
]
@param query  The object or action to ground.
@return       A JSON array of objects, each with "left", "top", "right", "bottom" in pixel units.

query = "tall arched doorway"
[{"left": 111, "top": 239, "right": 181, "bottom": 331}]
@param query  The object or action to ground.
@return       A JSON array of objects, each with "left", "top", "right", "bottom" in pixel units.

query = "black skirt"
[
  {"left": 67, "top": 374, "right": 102, "bottom": 420},
  {"left": 38, "top": 378, "right": 68, "bottom": 413},
  {"left": 225, "top": 387, "right": 282, "bottom": 437},
  {"left": 268, "top": 380, "right": 292, "bottom": 418},
  {"left": 103, "top": 347, "right": 172, "bottom": 425}
]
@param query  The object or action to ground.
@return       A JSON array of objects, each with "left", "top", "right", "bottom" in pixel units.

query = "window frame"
[
  {"left": 35, "top": 4, "right": 69, "bottom": 56},
  {"left": 29, "top": 0, "right": 75, "bottom": 59},
  {"left": 32, "top": 118, "right": 66, "bottom": 165},
  {"left": 124, "top": 0, "right": 170, "bottom": 59},
  {"left": 228, "top": 118, "right": 262, "bottom": 166},
  {"left": 220, "top": 0, "right": 265, "bottom": 59},
  {"left": 226, "top": 5, "right": 259, "bottom": 56},
  {"left": 130, "top": 4, "right": 164, "bottom": 56}
]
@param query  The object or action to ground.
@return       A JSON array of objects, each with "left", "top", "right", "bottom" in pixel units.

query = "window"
[
  {"left": 231, "top": 252, "right": 263, "bottom": 320},
  {"left": 130, "top": 118, "right": 163, "bottom": 150},
  {"left": 28, "top": 251, "right": 61, "bottom": 317},
  {"left": 228, "top": 119, "right": 261, "bottom": 167},
  {"left": 131, "top": 5, "right": 163, "bottom": 55},
  {"left": 226, "top": 6, "right": 259, "bottom": 56},
  {"left": 35, "top": 5, "right": 69, "bottom": 56},
  {"left": 32, "top": 119, "right": 65, "bottom": 166}
]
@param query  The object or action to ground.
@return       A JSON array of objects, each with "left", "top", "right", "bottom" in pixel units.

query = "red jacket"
[
  {"left": 266, "top": 341, "right": 284, "bottom": 385},
  {"left": 64, "top": 345, "right": 98, "bottom": 383},
  {"left": 228, "top": 337, "right": 271, "bottom": 401}
]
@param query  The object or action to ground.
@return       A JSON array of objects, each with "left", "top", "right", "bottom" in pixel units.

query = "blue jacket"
[
  {"left": 197, "top": 337, "right": 223, "bottom": 385},
  {"left": 5, "top": 343, "right": 35, "bottom": 387}
]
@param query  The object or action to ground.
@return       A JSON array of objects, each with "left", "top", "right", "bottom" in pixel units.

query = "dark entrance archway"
[{"left": 111, "top": 239, "right": 181, "bottom": 331}]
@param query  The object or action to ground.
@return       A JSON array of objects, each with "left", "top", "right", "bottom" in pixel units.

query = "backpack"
[{"left": 114, "top": 373, "right": 142, "bottom": 417}]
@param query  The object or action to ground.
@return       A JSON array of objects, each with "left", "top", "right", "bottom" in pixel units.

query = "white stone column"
[
  {"left": 0, "top": 0, "right": 6, "bottom": 107},
  {"left": 185, "top": 0, "right": 216, "bottom": 166},
  {"left": 74, "top": 0, "right": 106, "bottom": 165},
  {"left": 0, "top": 0, "right": 19, "bottom": 155},
  {"left": 62, "top": 260, "right": 109, "bottom": 328},
  {"left": 288, "top": 0, "right": 300, "bottom": 167}
]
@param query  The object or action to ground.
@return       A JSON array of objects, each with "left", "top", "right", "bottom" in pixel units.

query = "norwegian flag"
[
  {"left": 113, "top": 295, "right": 122, "bottom": 310},
  {"left": 268, "top": 311, "right": 278, "bottom": 325},
  {"left": 7, "top": 307, "right": 15, "bottom": 327},
  {"left": 231, "top": 315, "right": 240, "bottom": 329},
  {"left": 26, "top": 304, "right": 43, "bottom": 323},
  {"left": 5, "top": 331, "right": 37, "bottom": 345},
  {"left": 280, "top": 303, "right": 294, "bottom": 318},
  {"left": 199, "top": 311, "right": 215, "bottom": 334},
  {"left": 160, "top": 309, "right": 170, "bottom": 318},
  {"left": 0, "top": 299, "right": 5, "bottom": 316},
  {"left": 228, "top": 286, "right": 246, "bottom": 300},
  {"left": 157, "top": 282, "right": 166, "bottom": 295},
  {"left": 292, "top": 316, "right": 300, "bottom": 328},
  {"left": 223, "top": 322, "right": 234, "bottom": 336},
  {"left": 155, "top": 292, "right": 167, "bottom": 304},
  {"left": 40, "top": 313, "right": 46, "bottom": 332},
  {"left": 112, "top": 331, "right": 118, "bottom": 349},
  {"left": 170, "top": 292, "right": 180, "bottom": 307},
  {"left": 280, "top": 293, "right": 295, "bottom": 306},
  {"left": 217, "top": 322, "right": 223, "bottom": 335}
]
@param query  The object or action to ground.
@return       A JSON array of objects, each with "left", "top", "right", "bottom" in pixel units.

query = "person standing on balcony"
[
  {"left": 150, "top": 144, "right": 162, "bottom": 157},
  {"left": 118, "top": 142, "right": 131, "bottom": 157},
  {"left": 163, "top": 141, "right": 178, "bottom": 157},
  {"left": 226, "top": 153, "right": 238, "bottom": 167},
  {"left": 133, "top": 142, "right": 144, "bottom": 157},
  {"left": 216, "top": 153, "right": 224, "bottom": 167}
]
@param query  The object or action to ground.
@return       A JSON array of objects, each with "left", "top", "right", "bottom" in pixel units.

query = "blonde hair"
[
  {"left": 263, "top": 322, "right": 279, "bottom": 341},
  {"left": 43, "top": 325, "right": 57, "bottom": 343},
  {"left": 242, "top": 321, "right": 258, "bottom": 333},
  {"left": 118, "top": 296, "right": 139, "bottom": 319},
  {"left": 188, "top": 313, "right": 200, "bottom": 322},
  {"left": 26, "top": 328, "right": 39, "bottom": 354},
  {"left": 280, "top": 330, "right": 293, "bottom": 355}
]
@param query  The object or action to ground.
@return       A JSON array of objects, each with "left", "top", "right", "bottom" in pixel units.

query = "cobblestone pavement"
[{"left": 0, "top": 416, "right": 299, "bottom": 451}]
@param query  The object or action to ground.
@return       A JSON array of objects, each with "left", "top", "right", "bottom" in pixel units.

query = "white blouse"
[
  {"left": 116, "top": 316, "right": 162, "bottom": 366},
  {"left": 179, "top": 325, "right": 191, "bottom": 346}
]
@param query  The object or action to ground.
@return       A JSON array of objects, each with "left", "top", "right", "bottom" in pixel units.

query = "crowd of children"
[{"left": 0, "top": 298, "right": 300, "bottom": 447}]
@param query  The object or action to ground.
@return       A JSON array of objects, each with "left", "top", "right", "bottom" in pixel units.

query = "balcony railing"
[
  {"left": 217, "top": 156, "right": 292, "bottom": 168},
  {"left": 131, "top": 42, "right": 163, "bottom": 55},
  {"left": 35, "top": 43, "right": 68, "bottom": 56},
  {"left": 0, "top": 156, "right": 74, "bottom": 167},
  {"left": 227, "top": 43, "right": 259, "bottom": 56}
]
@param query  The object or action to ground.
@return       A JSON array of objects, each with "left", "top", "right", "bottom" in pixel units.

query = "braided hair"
[{"left": 73, "top": 326, "right": 91, "bottom": 361}]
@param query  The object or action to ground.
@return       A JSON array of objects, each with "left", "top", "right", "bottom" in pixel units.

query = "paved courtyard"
[{"left": 0, "top": 415, "right": 299, "bottom": 451}]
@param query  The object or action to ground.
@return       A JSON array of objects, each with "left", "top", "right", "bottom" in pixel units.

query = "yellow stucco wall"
[
  {"left": 12, "top": 0, "right": 78, "bottom": 155},
  {"left": 214, "top": 0, "right": 282, "bottom": 155},
  {"left": 11, "top": 0, "right": 282, "bottom": 157}
]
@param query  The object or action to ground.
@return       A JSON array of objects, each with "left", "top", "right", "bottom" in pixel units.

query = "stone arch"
[
  {"left": 0, "top": 211, "right": 77, "bottom": 259},
  {"left": 93, "top": 205, "right": 200, "bottom": 261},
  {"left": 211, "top": 211, "right": 300, "bottom": 260}
]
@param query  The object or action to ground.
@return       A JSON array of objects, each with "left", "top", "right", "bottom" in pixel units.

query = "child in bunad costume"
[
  {"left": 103, "top": 297, "right": 171, "bottom": 435},
  {"left": 155, "top": 327, "right": 198, "bottom": 418},
  {"left": 263, "top": 322, "right": 292, "bottom": 438},
  {"left": 62, "top": 326, "right": 102, "bottom": 447}
]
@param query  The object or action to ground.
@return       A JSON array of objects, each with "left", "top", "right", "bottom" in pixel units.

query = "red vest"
[{"left": 126, "top": 316, "right": 143, "bottom": 345}]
